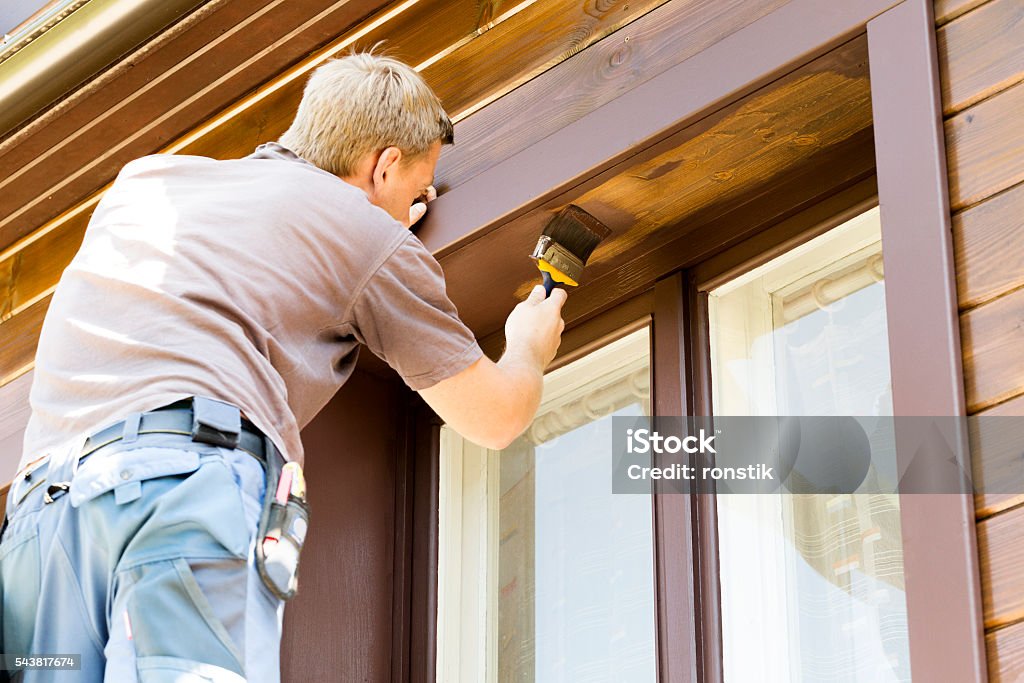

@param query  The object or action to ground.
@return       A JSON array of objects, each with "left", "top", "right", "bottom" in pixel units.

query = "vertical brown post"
[
  {"left": 653, "top": 273, "right": 724, "bottom": 683},
  {"left": 687, "top": 286, "right": 723, "bottom": 683},
  {"left": 868, "top": 0, "right": 988, "bottom": 680},
  {"left": 652, "top": 274, "right": 699, "bottom": 683}
]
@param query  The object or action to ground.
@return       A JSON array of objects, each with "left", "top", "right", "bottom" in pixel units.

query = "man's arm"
[{"left": 419, "top": 285, "right": 567, "bottom": 450}]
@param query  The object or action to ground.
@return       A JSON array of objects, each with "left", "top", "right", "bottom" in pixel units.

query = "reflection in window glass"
[
  {"left": 709, "top": 207, "right": 912, "bottom": 682},
  {"left": 437, "top": 329, "right": 656, "bottom": 682}
]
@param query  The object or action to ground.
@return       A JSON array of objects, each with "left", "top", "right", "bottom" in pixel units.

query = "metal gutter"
[{"left": 0, "top": 0, "right": 208, "bottom": 139}]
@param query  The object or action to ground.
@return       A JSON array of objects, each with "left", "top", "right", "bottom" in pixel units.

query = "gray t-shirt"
[{"left": 21, "top": 143, "right": 482, "bottom": 467}]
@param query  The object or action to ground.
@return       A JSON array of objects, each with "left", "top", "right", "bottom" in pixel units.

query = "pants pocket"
[
  {"left": 0, "top": 526, "right": 40, "bottom": 660},
  {"left": 121, "top": 557, "right": 247, "bottom": 678}
]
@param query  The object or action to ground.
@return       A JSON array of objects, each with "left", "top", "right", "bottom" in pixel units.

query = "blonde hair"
[{"left": 279, "top": 52, "right": 453, "bottom": 176}]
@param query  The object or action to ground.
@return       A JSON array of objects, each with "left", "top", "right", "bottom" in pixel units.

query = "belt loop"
[
  {"left": 122, "top": 412, "right": 142, "bottom": 444},
  {"left": 191, "top": 396, "right": 241, "bottom": 450}
]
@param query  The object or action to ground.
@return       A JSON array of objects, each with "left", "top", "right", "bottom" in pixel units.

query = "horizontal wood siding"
[
  {"left": 953, "top": 182, "right": 1024, "bottom": 311},
  {"left": 945, "top": 82, "right": 1024, "bottom": 211},
  {"left": 936, "top": 0, "right": 1024, "bottom": 115},
  {"left": 939, "top": 0, "right": 1024, "bottom": 676},
  {"left": 0, "top": 371, "right": 32, "bottom": 480},
  {"left": 935, "top": 0, "right": 989, "bottom": 24},
  {"left": 987, "top": 620, "right": 1024, "bottom": 683}
]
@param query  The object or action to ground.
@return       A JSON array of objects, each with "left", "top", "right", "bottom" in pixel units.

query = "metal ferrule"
[{"left": 531, "top": 237, "right": 584, "bottom": 283}]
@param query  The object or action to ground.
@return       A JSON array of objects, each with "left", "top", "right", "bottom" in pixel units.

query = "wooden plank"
[
  {"left": 433, "top": 0, "right": 790, "bottom": 193},
  {"left": 954, "top": 181, "right": 1024, "bottom": 311},
  {"left": 0, "top": 370, "right": 32, "bottom": 482},
  {"left": 0, "top": 295, "right": 47, "bottom": 387},
  {"left": 935, "top": 0, "right": 992, "bottom": 26},
  {"left": 946, "top": 80, "right": 1024, "bottom": 211},
  {"left": 0, "top": 0, "right": 208, "bottom": 138},
  {"left": 937, "top": 0, "right": 1024, "bottom": 116},
  {"left": 282, "top": 370, "right": 402, "bottom": 680},
  {"left": 0, "top": 218, "right": 75, "bottom": 321},
  {"left": 171, "top": 0, "right": 497, "bottom": 162},
  {"left": 438, "top": 45, "right": 873, "bottom": 339},
  {"left": 180, "top": 0, "right": 677, "bottom": 163},
  {"left": 986, "top": 619, "right": 1024, "bottom": 683},
  {"left": 0, "top": 0, "right": 396, "bottom": 250},
  {"left": 977, "top": 503, "right": 1024, "bottom": 629},
  {"left": 962, "top": 286, "right": 1024, "bottom": 413},
  {"left": 418, "top": 0, "right": 900, "bottom": 258},
  {"left": 651, "top": 274, "right": 703, "bottom": 683},
  {"left": 971, "top": 393, "right": 1024, "bottom": 520}
]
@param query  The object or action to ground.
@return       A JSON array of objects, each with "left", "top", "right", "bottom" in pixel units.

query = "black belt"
[{"left": 81, "top": 397, "right": 279, "bottom": 468}]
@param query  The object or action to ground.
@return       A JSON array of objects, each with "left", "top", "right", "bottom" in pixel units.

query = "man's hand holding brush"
[
  {"left": 505, "top": 284, "right": 567, "bottom": 370},
  {"left": 419, "top": 204, "right": 609, "bottom": 450}
]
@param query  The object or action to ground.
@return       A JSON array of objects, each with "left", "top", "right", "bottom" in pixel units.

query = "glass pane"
[
  {"left": 708, "top": 207, "right": 912, "bottom": 682},
  {"left": 437, "top": 328, "right": 657, "bottom": 682}
]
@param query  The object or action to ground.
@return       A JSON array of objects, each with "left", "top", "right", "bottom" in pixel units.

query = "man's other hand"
[{"left": 408, "top": 185, "right": 437, "bottom": 227}]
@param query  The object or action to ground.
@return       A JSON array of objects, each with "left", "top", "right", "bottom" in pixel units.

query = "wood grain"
[
  {"left": 971, "top": 393, "right": 1024, "bottom": 520},
  {"left": 937, "top": 0, "right": 1024, "bottom": 116},
  {"left": 0, "top": 295, "right": 47, "bottom": 387},
  {"left": 0, "top": 219, "right": 76, "bottom": 321},
  {"left": 282, "top": 369, "right": 402, "bottom": 681},
  {"left": 439, "top": 39, "right": 872, "bottom": 338},
  {"left": 961, "top": 286, "right": 1024, "bottom": 413},
  {"left": 0, "top": 371, "right": 32, "bottom": 481},
  {"left": 173, "top": 0, "right": 496, "bottom": 162},
  {"left": 0, "top": 0, "right": 394, "bottom": 249},
  {"left": 954, "top": 181, "right": 1024, "bottom": 311},
  {"left": 987, "top": 619, "right": 1024, "bottom": 683},
  {"left": 945, "top": 80, "right": 1024, "bottom": 211},
  {"left": 435, "top": 0, "right": 790, "bottom": 192},
  {"left": 978, "top": 502, "right": 1024, "bottom": 629},
  {"left": 182, "top": 0, "right": 677, "bottom": 163},
  {"left": 935, "top": 0, "right": 991, "bottom": 26}
]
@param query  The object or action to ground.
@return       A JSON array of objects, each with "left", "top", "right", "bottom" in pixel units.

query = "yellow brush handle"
[{"left": 536, "top": 259, "right": 579, "bottom": 287}]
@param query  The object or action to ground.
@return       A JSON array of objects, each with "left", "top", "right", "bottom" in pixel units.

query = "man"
[{"left": 0, "top": 53, "right": 566, "bottom": 681}]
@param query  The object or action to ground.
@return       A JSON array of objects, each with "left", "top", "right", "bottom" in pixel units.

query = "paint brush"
[{"left": 530, "top": 205, "right": 612, "bottom": 297}]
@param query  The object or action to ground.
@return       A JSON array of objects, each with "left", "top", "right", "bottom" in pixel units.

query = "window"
[
  {"left": 436, "top": 328, "right": 656, "bottom": 682},
  {"left": 708, "top": 207, "right": 911, "bottom": 681}
]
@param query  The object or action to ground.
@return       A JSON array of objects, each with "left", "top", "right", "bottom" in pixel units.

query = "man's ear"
[{"left": 372, "top": 146, "right": 403, "bottom": 188}]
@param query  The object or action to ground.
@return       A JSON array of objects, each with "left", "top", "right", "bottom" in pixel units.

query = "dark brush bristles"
[{"left": 541, "top": 204, "right": 612, "bottom": 265}]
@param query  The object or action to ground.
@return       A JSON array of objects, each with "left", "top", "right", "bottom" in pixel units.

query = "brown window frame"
[{"left": 416, "top": 0, "right": 987, "bottom": 680}]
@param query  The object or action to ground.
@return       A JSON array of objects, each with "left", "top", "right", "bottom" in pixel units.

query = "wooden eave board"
[{"left": 439, "top": 36, "right": 873, "bottom": 340}]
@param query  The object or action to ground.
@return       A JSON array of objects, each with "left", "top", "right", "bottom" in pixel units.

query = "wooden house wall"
[
  {"left": 936, "top": 0, "right": 1024, "bottom": 679},
  {"left": 0, "top": 0, "right": 1020, "bottom": 678}
]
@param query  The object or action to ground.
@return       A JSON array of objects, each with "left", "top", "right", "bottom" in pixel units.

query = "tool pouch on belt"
[{"left": 255, "top": 438, "right": 309, "bottom": 601}]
